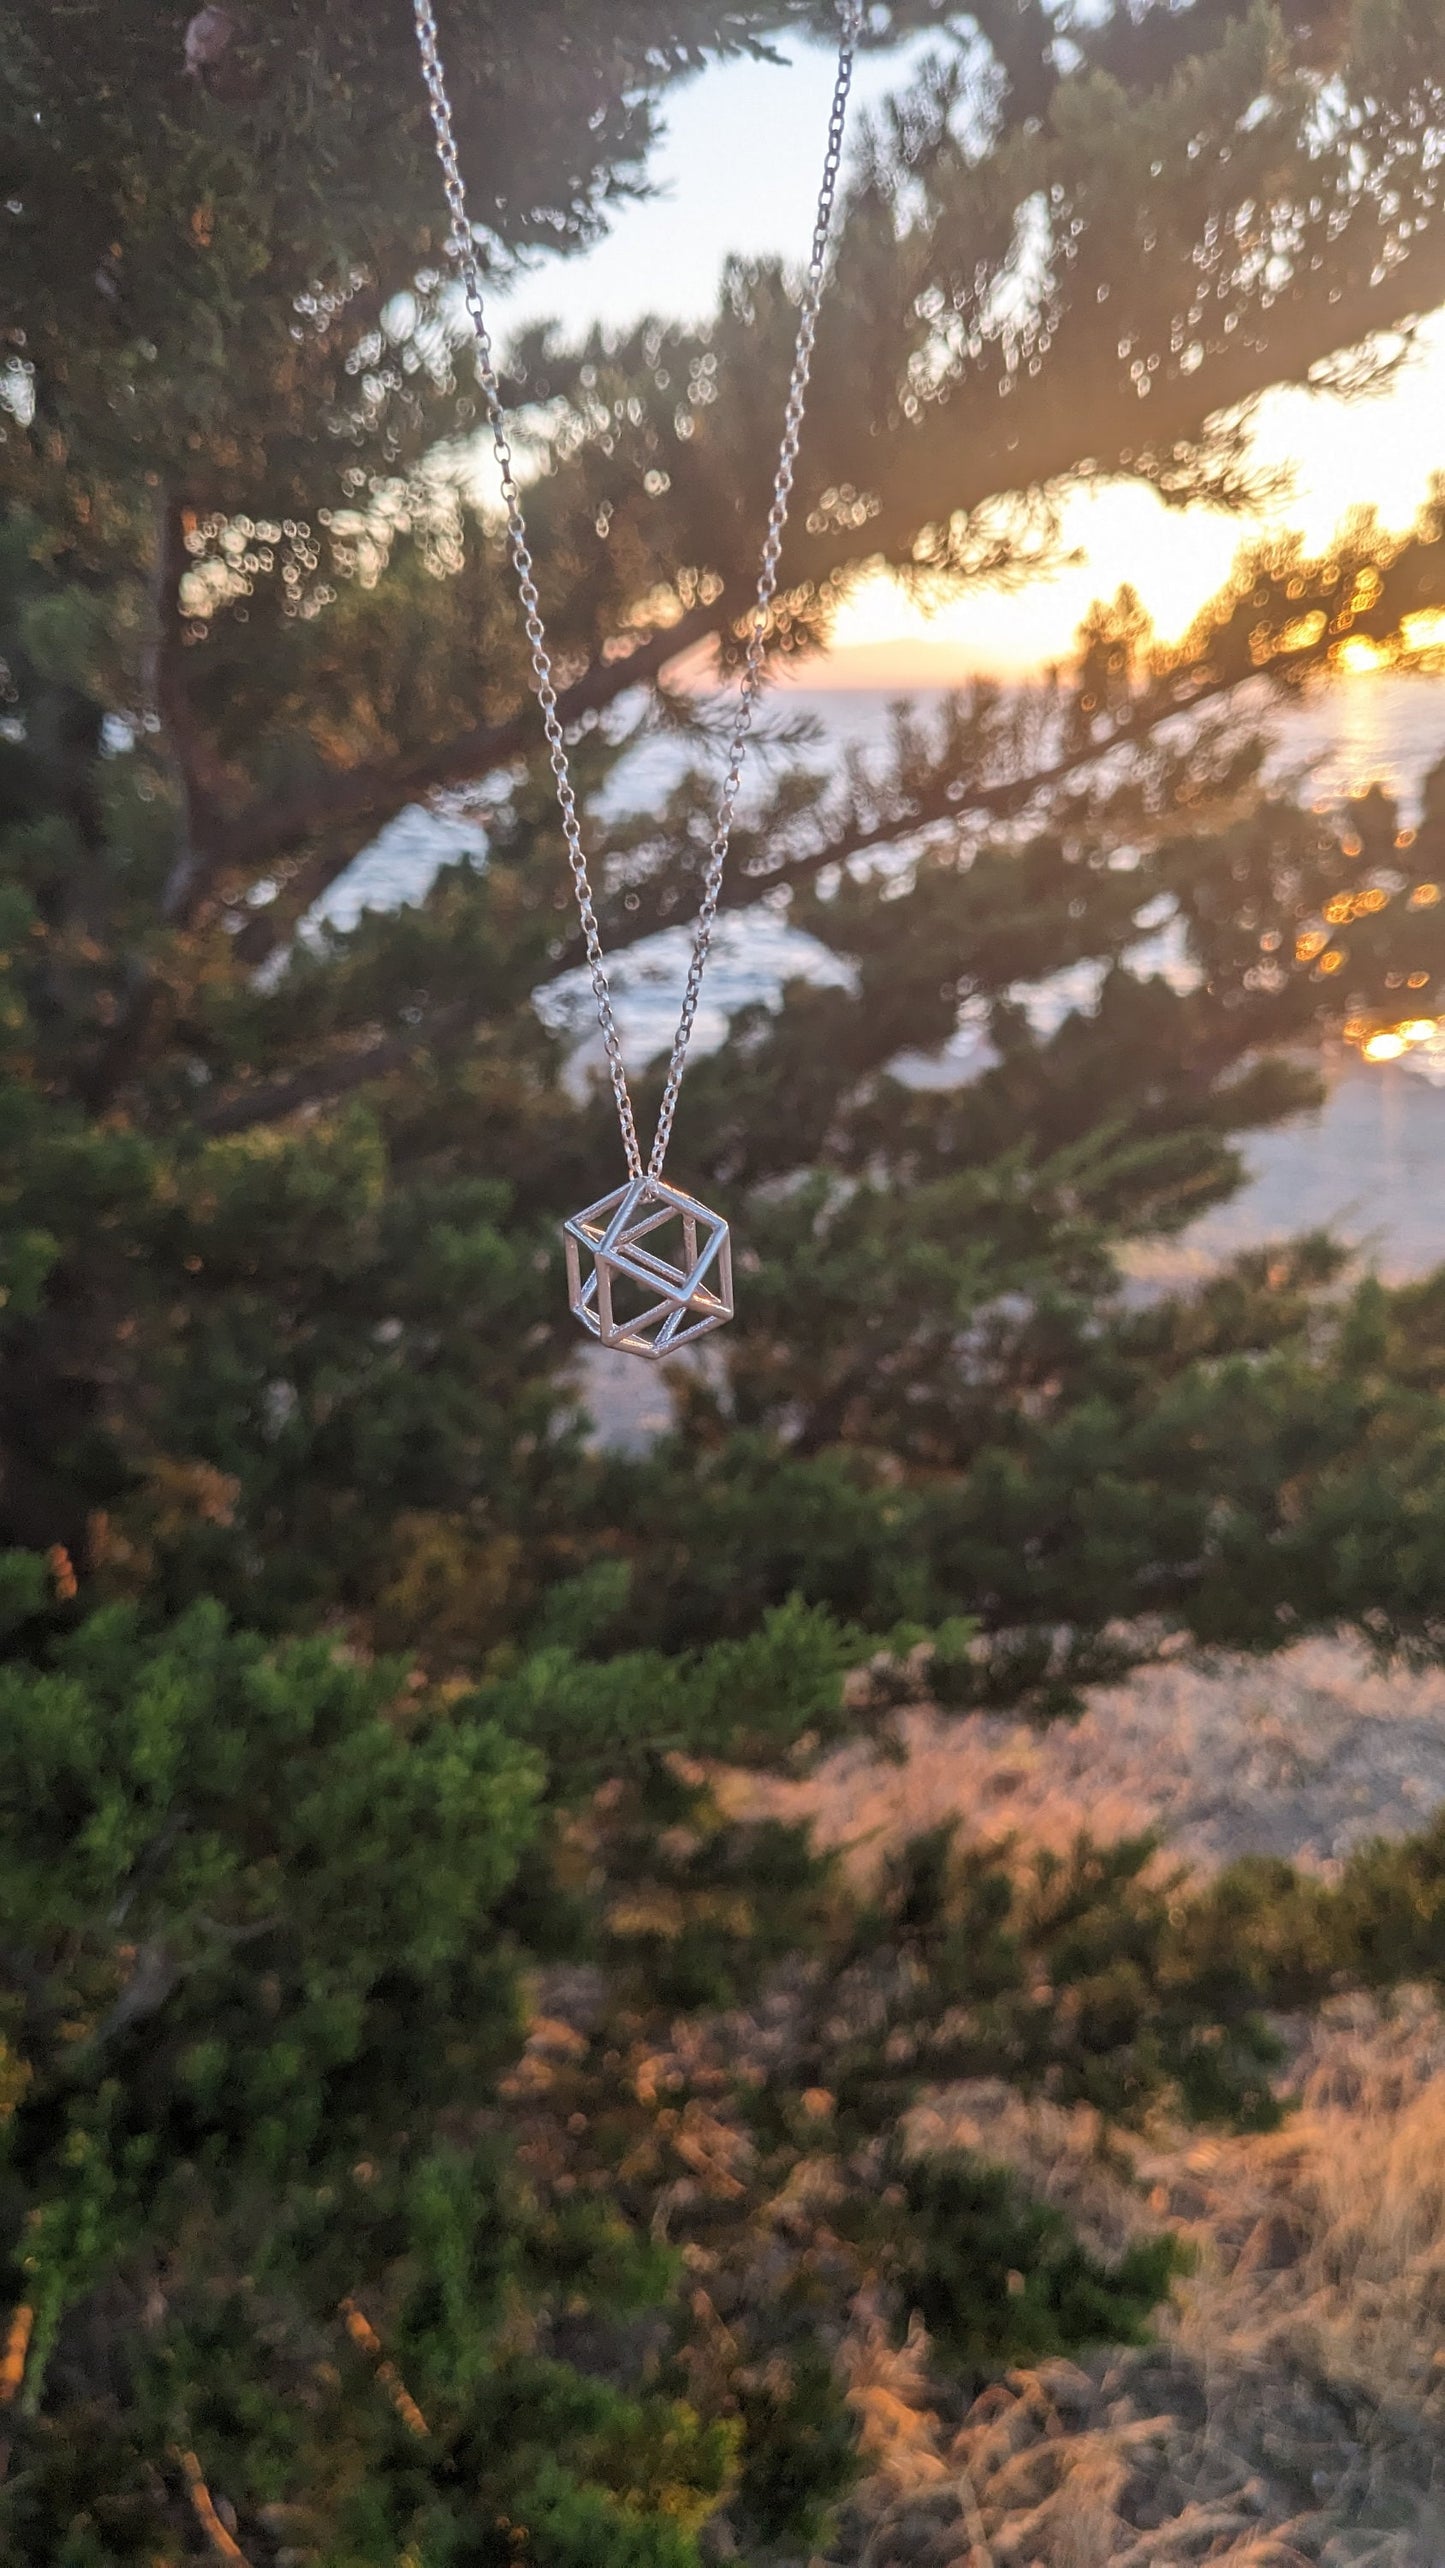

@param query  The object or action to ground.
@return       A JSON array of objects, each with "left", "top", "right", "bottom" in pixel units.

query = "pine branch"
[
  {"left": 82, "top": 604, "right": 723, "bottom": 1114},
  {"left": 179, "top": 457, "right": 1445, "bottom": 1149},
  {"left": 0, "top": 2306, "right": 32, "bottom": 2410},
  {"left": 972, "top": 0, "right": 1057, "bottom": 125},
  {"left": 166, "top": 18, "right": 1445, "bottom": 953},
  {"left": 193, "top": 1002, "right": 483, "bottom": 1136},
  {"left": 151, "top": 490, "right": 229, "bottom": 927},
  {"left": 171, "top": 2447, "right": 252, "bottom": 2564},
  {"left": 187, "top": 694, "right": 1229, "bottom": 1140},
  {"left": 197, "top": 597, "right": 723, "bottom": 946},
  {"left": 338, "top": 2298, "right": 432, "bottom": 2440},
  {"left": 0, "top": 2303, "right": 32, "bottom": 2485},
  {"left": 597, "top": 663, "right": 1259, "bottom": 943}
]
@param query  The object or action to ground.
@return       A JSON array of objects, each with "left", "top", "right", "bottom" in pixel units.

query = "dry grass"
[
  {"left": 827, "top": 1996, "right": 1445, "bottom": 2565},
  {"left": 1038, "top": 1995, "right": 1445, "bottom": 2554},
  {"left": 738, "top": 1638, "right": 1445, "bottom": 2565},
  {"left": 733, "top": 1635, "right": 1445, "bottom": 1878}
]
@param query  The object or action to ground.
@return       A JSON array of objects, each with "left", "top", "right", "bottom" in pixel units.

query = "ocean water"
[{"left": 320, "top": 667, "right": 1445, "bottom": 1283}]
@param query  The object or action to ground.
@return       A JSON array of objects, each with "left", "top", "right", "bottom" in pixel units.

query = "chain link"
[{"left": 413, "top": 0, "right": 861, "bottom": 1181}]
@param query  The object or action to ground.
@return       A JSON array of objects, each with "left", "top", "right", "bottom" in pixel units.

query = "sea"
[{"left": 319, "top": 666, "right": 1445, "bottom": 1288}]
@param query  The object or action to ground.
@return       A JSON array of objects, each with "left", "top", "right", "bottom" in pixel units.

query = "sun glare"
[
  {"left": 1336, "top": 637, "right": 1387, "bottom": 676},
  {"left": 811, "top": 314, "right": 1445, "bottom": 686}
]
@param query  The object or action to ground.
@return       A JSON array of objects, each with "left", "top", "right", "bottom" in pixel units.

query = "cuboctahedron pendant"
[{"left": 563, "top": 1174, "right": 734, "bottom": 1360}]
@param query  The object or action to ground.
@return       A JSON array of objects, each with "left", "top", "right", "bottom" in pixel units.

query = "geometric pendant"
[{"left": 563, "top": 1173, "right": 734, "bottom": 1361}]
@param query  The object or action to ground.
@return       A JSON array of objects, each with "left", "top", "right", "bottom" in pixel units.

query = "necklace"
[{"left": 413, "top": 1, "right": 860, "bottom": 1359}]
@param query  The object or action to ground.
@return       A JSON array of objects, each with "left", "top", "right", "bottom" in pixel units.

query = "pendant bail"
[{"left": 563, "top": 1175, "right": 734, "bottom": 1361}]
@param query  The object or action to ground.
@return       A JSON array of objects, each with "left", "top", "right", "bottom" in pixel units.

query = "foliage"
[
  {"left": 7, "top": 3, "right": 1445, "bottom": 1683},
  {"left": 8, "top": 0, "right": 1445, "bottom": 2559},
  {"left": 892, "top": 2150, "right": 1182, "bottom": 2380},
  {"left": 3, "top": 1560, "right": 1445, "bottom": 2557},
  {"left": 482, "top": 1592, "right": 862, "bottom": 1783}
]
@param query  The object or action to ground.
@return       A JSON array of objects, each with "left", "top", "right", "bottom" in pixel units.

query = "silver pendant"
[{"left": 563, "top": 1175, "right": 734, "bottom": 1360}]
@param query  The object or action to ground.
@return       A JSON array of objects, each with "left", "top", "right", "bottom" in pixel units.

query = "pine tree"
[
  {"left": 5, "top": 1551, "right": 1441, "bottom": 2562},
  {"left": 4, "top": 1, "right": 1445, "bottom": 1650},
  {"left": 8, "top": 3, "right": 1445, "bottom": 2557}
]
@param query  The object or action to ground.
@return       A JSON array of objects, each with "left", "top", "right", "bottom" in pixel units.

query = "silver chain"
[{"left": 413, "top": 0, "right": 861, "bottom": 1181}]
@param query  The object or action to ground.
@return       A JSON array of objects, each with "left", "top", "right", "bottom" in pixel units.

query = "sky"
[{"left": 485, "top": 33, "right": 1445, "bottom": 683}]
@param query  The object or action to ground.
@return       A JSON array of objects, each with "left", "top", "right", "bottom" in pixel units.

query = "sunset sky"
[{"left": 488, "top": 31, "right": 1445, "bottom": 682}]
